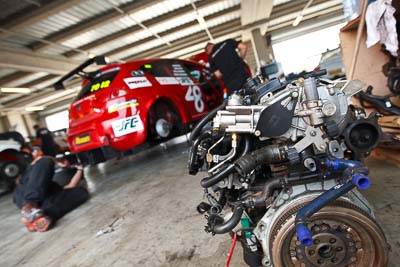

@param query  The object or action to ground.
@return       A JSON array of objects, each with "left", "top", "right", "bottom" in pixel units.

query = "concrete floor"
[{"left": 0, "top": 140, "right": 399, "bottom": 267}]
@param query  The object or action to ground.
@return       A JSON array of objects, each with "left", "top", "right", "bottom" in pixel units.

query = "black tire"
[
  {"left": 0, "top": 161, "right": 20, "bottom": 193},
  {"left": 147, "top": 101, "right": 183, "bottom": 141}
]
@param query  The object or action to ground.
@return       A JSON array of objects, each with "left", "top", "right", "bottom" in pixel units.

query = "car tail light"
[{"left": 110, "top": 89, "right": 127, "bottom": 99}]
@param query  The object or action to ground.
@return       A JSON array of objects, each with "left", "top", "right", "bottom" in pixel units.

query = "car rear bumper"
[{"left": 68, "top": 115, "right": 147, "bottom": 154}]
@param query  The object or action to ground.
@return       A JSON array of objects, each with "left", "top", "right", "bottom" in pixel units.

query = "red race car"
[{"left": 54, "top": 56, "right": 223, "bottom": 164}]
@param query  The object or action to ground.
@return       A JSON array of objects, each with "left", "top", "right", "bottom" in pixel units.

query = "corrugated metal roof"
[
  {"left": 81, "top": 0, "right": 241, "bottom": 58},
  {"left": 0, "top": 69, "right": 17, "bottom": 79},
  {"left": 112, "top": 11, "right": 240, "bottom": 60},
  {"left": 18, "top": 0, "right": 111, "bottom": 40}
]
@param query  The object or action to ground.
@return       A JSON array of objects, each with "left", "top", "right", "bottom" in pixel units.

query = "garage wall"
[{"left": 6, "top": 113, "right": 29, "bottom": 138}]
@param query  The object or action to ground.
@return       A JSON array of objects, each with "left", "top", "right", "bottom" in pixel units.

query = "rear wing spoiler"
[{"left": 53, "top": 55, "right": 108, "bottom": 90}]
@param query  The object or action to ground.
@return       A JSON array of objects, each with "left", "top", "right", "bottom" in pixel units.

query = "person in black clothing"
[
  {"left": 13, "top": 147, "right": 89, "bottom": 232},
  {"left": 33, "top": 125, "right": 58, "bottom": 157},
  {"left": 205, "top": 39, "right": 250, "bottom": 95}
]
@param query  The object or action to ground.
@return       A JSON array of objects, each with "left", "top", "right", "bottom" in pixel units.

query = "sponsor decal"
[
  {"left": 144, "top": 64, "right": 152, "bottom": 69},
  {"left": 155, "top": 77, "right": 180, "bottom": 85},
  {"left": 172, "top": 63, "right": 188, "bottom": 77},
  {"left": 185, "top": 85, "right": 204, "bottom": 113},
  {"left": 75, "top": 135, "right": 90, "bottom": 145},
  {"left": 90, "top": 80, "right": 111, "bottom": 92},
  {"left": 131, "top": 70, "right": 145, "bottom": 76},
  {"left": 177, "top": 76, "right": 193, "bottom": 86},
  {"left": 112, "top": 115, "right": 144, "bottom": 137},
  {"left": 123, "top": 77, "right": 152, "bottom": 89},
  {"left": 108, "top": 99, "right": 139, "bottom": 113}
]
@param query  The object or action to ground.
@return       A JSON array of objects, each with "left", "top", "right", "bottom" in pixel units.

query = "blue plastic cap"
[
  {"left": 296, "top": 223, "right": 313, "bottom": 246},
  {"left": 352, "top": 173, "right": 370, "bottom": 190}
]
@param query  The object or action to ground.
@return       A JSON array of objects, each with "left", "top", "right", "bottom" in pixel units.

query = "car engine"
[{"left": 188, "top": 70, "right": 389, "bottom": 267}]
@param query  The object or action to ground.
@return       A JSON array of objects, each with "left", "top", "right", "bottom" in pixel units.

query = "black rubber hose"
[
  {"left": 235, "top": 145, "right": 287, "bottom": 176},
  {"left": 190, "top": 100, "right": 227, "bottom": 143},
  {"left": 200, "top": 164, "right": 235, "bottom": 188},
  {"left": 241, "top": 172, "right": 324, "bottom": 208},
  {"left": 241, "top": 178, "right": 281, "bottom": 208},
  {"left": 212, "top": 205, "right": 244, "bottom": 234}
]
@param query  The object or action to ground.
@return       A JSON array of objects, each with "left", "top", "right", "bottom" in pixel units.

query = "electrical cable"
[{"left": 225, "top": 232, "right": 237, "bottom": 267}]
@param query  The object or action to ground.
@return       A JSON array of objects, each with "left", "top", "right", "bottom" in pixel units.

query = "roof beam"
[
  {"left": 106, "top": 5, "right": 240, "bottom": 58},
  {"left": 63, "top": 0, "right": 215, "bottom": 57},
  {"left": 0, "top": 72, "right": 31, "bottom": 87},
  {"left": 0, "top": 46, "right": 81, "bottom": 75},
  {"left": 0, "top": 0, "right": 82, "bottom": 39},
  {"left": 29, "top": 0, "right": 164, "bottom": 51},
  {"left": 127, "top": 20, "right": 242, "bottom": 60}
]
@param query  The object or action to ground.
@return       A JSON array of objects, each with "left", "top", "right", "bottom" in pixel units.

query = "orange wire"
[{"left": 226, "top": 232, "right": 237, "bottom": 267}]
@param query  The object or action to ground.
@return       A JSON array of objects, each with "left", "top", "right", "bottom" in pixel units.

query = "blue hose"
[{"left": 295, "top": 159, "right": 371, "bottom": 246}]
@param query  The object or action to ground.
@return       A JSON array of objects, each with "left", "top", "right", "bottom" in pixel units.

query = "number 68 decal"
[{"left": 185, "top": 85, "right": 204, "bottom": 113}]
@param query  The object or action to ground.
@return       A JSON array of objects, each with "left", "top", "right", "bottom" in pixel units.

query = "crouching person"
[{"left": 13, "top": 147, "right": 89, "bottom": 232}]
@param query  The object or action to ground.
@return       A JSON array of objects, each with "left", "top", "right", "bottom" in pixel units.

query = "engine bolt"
[
  {"left": 310, "top": 130, "right": 316, "bottom": 136},
  {"left": 255, "top": 130, "right": 261, "bottom": 136},
  {"left": 297, "top": 248, "right": 302, "bottom": 253},
  {"left": 349, "top": 241, "right": 354, "bottom": 246},
  {"left": 259, "top": 224, "right": 265, "bottom": 231},
  {"left": 314, "top": 239, "right": 320, "bottom": 245},
  {"left": 314, "top": 226, "right": 320, "bottom": 232},
  {"left": 290, "top": 250, "right": 296, "bottom": 257},
  {"left": 317, "top": 259, "right": 324, "bottom": 265},
  {"left": 336, "top": 247, "right": 343, "bottom": 251},
  {"left": 308, "top": 250, "right": 315, "bottom": 256},
  {"left": 296, "top": 241, "right": 301, "bottom": 246},
  {"left": 355, "top": 242, "right": 362, "bottom": 249},
  {"left": 329, "top": 238, "right": 336, "bottom": 244}
]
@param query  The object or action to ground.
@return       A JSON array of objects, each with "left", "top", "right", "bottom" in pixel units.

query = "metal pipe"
[{"left": 200, "top": 135, "right": 250, "bottom": 188}]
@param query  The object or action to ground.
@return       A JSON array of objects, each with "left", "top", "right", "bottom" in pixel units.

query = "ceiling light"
[
  {"left": 25, "top": 106, "right": 45, "bottom": 111},
  {"left": 1, "top": 87, "right": 31, "bottom": 93}
]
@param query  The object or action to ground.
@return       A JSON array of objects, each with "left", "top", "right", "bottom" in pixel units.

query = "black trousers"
[{"left": 13, "top": 157, "right": 89, "bottom": 220}]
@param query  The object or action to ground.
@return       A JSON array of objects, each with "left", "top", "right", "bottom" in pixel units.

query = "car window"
[
  {"left": 140, "top": 60, "right": 194, "bottom": 86},
  {"left": 139, "top": 60, "right": 175, "bottom": 77},
  {"left": 184, "top": 63, "right": 222, "bottom": 94},
  {"left": 77, "top": 67, "right": 120, "bottom": 99}
]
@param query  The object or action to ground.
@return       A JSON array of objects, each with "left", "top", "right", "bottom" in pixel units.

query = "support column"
[{"left": 250, "top": 28, "right": 275, "bottom": 70}]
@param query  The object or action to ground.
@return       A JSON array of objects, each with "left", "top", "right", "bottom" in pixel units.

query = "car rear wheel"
[
  {"left": 148, "top": 101, "right": 183, "bottom": 141},
  {"left": 0, "top": 161, "right": 20, "bottom": 193}
]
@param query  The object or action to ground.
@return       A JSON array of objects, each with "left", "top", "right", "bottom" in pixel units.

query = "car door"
[{"left": 183, "top": 62, "right": 224, "bottom": 114}]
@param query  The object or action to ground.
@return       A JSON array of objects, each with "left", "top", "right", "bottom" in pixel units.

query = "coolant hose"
[
  {"left": 190, "top": 100, "right": 227, "bottom": 143},
  {"left": 201, "top": 164, "right": 235, "bottom": 188},
  {"left": 200, "top": 136, "right": 251, "bottom": 188},
  {"left": 235, "top": 145, "right": 288, "bottom": 176},
  {"left": 212, "top": 205, "right": 244, "bottom": 234},
  {"left": 295, "top": 159, "right": 370, "bottom": 246}
]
